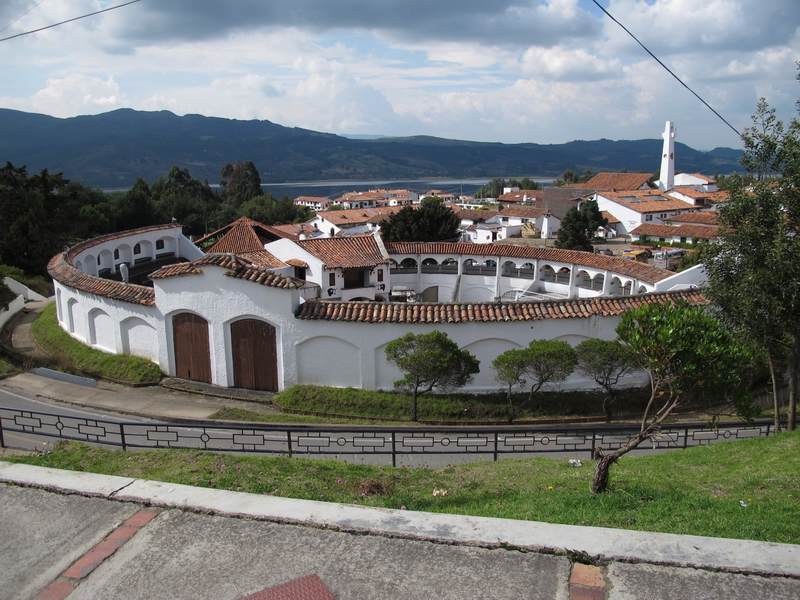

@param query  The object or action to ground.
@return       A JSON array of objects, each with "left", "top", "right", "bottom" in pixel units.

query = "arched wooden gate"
[
  {"left": 172, "top": 313, "right": 212, "bottom": 383},
  {"left": 231, "top": 318, "right": 278, "bottom": 391}
]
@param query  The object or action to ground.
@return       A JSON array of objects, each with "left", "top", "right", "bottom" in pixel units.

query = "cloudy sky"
[{"left": 1, "top": 0, "right": 798, "bottom": 151}]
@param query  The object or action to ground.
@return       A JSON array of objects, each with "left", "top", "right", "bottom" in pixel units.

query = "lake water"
[{"left": 259, "top": 178, "right": 556, "bottom": 199}]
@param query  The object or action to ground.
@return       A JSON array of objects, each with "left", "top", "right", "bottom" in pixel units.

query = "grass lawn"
[
  {"left": 31, "top": 303, "right": 162, "bottom": 385},
  {"left": 8, "top": 431, "right": 799, "bottom": 544}
]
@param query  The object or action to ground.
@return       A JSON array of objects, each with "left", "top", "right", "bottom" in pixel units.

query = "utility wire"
[
  {"left": 0, "top": 0, "right": 142, "bottom": 43},
  {"left": 0, "top": 0, "right": 48, "bottom": 35},
  {"left": 591, "top": 0, "right": 740, "bottom": 137}
]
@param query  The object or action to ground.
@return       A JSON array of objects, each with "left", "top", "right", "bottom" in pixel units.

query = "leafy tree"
[
  {"left": 151, "top": 165, "right": 218, "bottom": 236},
  {"left": 0, "top": 162, "right": 84, "bottom": 275},
  {"left": 592, "top": 300, "right": 755, "bottom": 494},
  {"left": 220, "top": 160, "right": 262, "bottom": 207},
  {"left": 492, "top": 340, "right": 577, "bottom": 423},
  {"left": 702, "top": 84, "right": 800, "bottom": 432},
  {"left": 239, "top": 193, "right": 312, "bottom": 225},
  {"left": 474, "top": 177, "right": 507, "bottom": 199},
  {"left": 575, "top": 339, "right": 640, "bottom": 422},
  {"left": 110, "top": 177, "right": 160, "bottom": 231},
  {"left": 379, "top": 197, "right": 460, "bottom": 242},
  {"left": 385, "top": 331, "right": 480, "bottom": 421},
  {"left": 555, "top": 199, "right": 607, "bottom": 252}
]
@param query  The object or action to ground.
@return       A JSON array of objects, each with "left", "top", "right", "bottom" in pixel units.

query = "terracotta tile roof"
[
  {"left": 150, "top": 253, "right": 298, "bottom": 289},
  {"left": 456, "top": 208, "right": 500, "bottom": 222},
  {"left": 670, "top": 188, "right": 730, "bottom": 204},
  {"left": 498, "top": 190, "right": 544, "bottom": 203},
  {"left": 237, "top": 250, "right": 288, "bottom": 269},
  {"left": 568, "top": 173, "right": 653, "bottom": 190},
  {"left": 384, "top": 242, "right": 674, "bottom": 284},
  {"left": 268, "top": 222, "right": 320, "bottom": 240},
  {"left": 297, "top": 236, "right": 388, "bottom": 269},
  {"left": 48, "top": 252, "right": 156, "bottom": 305},
  {"left": 665, "top": 212, "right": 718, "bottom": 225},
  {"left": 597, "top": 190, "right": 694, "bottom": 213},
  {"left": 296, "top": 289, "right": 709, "bottom": 323},
  {"left": 65, "top": 223, "right": 183, "bottom": 258},
  {"left": 196, "top": 217, "right": 293, "bottom": 252},
  {"left": 286, "top": 258, "right": 309, "bottom": 268},
  {"left": 498, "top": 206, "right": 549, "bottom": 219},
  {"left": 630, "top": 223, "right": 718, "bottom": 240},
  {"left": 49, "top": 223, "right": 189, "bottom": 306},
  {"left": 601, "top": 211, "right": 620, "bottom": 224},
  {"left": 318, "top": 206, "right": 406, "bottom": 226}
]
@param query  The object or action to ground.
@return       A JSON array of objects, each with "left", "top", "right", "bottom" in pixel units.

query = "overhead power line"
[
  {"left": 591, "top": 0, "right": 740, "bottom": 137},
  {"left": 0, "top": 0, "right": 48, "bottom": 35},
  {"left": 0, "top": 0, "right": 142, "bottom": 43}
]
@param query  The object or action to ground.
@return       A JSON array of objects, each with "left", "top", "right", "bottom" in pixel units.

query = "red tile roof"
[
  {"left": 318, "top": 206, "right": 407, "bottom": 226},
  {"left": 385, "top": 242, "right": 674, "bottom": 284},
  {"left": 498, "top": 190, "right": 544, "bottom": 203},
  {"left": 630, "top": 223, "right": 718, "bottom": 240},
  {"left": 568, "top": 173, "right": 653, "bottom": 190},
  {"left": 670, "top": 188, "right": 730, "bottom": 204},
  {"left": 665, "top": 212, "right": 718, "bottom": 225},
  {"left": 150, "top": 253, "right": 298, "bottom": 289},
  {"left": 49, "top": 223, "right": 188, "bottom": 306},
  {"left": 297, "top": 236, "right": 388, "bottom": 269},
  {"left": 196, "top": 217, "right": 293, "bottom": 253},
  {"left": 49, "top": 253, "right": 156, "bottom": 306},
  {"left": 597, "top": 190, "right": 695, "bottom": 213},
  {"left": 65, "top": 223, "right": 183, "bottom": 256},
  {"left": 296, "top": 290, "right": 709, "bottom": 323},
  {"left": 498, "top": 206, "right": 550, "bottom": 219},
  {"left": 456, "top": 208, "right": 500, "bottom": 221}
]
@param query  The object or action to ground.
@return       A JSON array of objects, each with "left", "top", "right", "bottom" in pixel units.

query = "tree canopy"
[
  {"left": 575, "top": 339, "right": 640, "bottom": 423},
  {"left": 385, "top": 331, "right": 480, "bottom": 421},
  {"left": 591, "top": 300, "right": 755, "bottom": 494},
  {"left": 701, "top": 79, "right": 800, "bottom": 432},
  {"left": 554, "top": 199, "right": 607, "bottom": 252},
  {"left": 492, "top": 340, "right": 577, "bottom": 423},
  {"left": 379, "top": 197, "right": 461, "bottom": 243}
]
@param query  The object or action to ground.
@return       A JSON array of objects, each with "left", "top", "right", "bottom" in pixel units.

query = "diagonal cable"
[
  {"left": 0, "top": 0, "right": 142, "bottom": 42},
  {"left": 591, "top": 0, "right": 740, "bottom": 137}
]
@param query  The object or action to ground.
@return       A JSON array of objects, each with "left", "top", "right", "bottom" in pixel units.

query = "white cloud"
[{"left": 26, "top": 74, "right": 126, "bottom": 116}]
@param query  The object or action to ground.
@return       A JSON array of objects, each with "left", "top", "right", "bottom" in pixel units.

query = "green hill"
[{"left": 0, "top": 108, "right": 743, "bottom": 188}]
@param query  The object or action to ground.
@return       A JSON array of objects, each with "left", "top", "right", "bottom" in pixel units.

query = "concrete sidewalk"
[{"left": 2, "top": 462, "right": 800, "bottom": 600}]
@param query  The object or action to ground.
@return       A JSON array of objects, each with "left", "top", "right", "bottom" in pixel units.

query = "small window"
[
  {"left": 329, "top": 273, "right": 336, "bottom": 287},
  {"left": 133, "top": 243, "right": 141, "bottom": 255},
  {"left": 377, "top": 269, "right": 384, "bottom": 282},
  {"left": 645, "top": 215, "right": 653, "bottom": 222},
  {"left": 113, "top": 248, "right": 120, "bottom": 260},
  {"left": 156, "top": 239, "right": 165, "bottom": 250}
]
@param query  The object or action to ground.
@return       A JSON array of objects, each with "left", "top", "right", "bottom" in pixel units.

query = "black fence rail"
[{"left": 0, "top": 407, "right": 781, "bottom": 466}]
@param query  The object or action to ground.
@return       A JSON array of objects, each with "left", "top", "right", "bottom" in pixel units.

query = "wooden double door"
[
  {"left": 172, "top": 314, "right": 278, "bottom": 392},
  {"left": 230, "top": 318, "right": 279, "bottom": 392}
]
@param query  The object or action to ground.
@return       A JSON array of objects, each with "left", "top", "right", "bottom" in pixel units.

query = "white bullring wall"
[{"left": 52, "top": 226, "right": 707, "bottom": 394}]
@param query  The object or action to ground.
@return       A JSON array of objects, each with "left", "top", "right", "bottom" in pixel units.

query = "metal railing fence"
[{"left": 0, "top": 407, "right": 783, "bottom": 466}]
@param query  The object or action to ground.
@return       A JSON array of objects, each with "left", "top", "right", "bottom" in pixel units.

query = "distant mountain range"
[{"left": 0, "top": 108, "right": 744, "bottom": 189}]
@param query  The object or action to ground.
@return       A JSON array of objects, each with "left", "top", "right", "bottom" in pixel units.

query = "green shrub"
[{"left": 32, "top": 303, "right": 162, "bottom": 385}]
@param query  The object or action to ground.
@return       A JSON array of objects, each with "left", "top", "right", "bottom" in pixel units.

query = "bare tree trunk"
[
  {"left": 788, "top": 336, "right": 798, "bottom": 431},
  {"left": 592, "top": 449, "right": 621, "bottom": 494},
  {"left": 602, "top": 393, "right": 614, "bottom": 423},
  {"left": 768, "top": 352, "right": 782, "bottom": 433}
]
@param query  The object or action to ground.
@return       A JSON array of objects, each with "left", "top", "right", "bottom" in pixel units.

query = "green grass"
[
  {"left": 31, "top": 304, "right": 163, "bottom": 385},
  {"left": 9, "top": 431, "right": 799, "bottom": 544},
  {"left": 0, "top": 357, "right": 20, "bottom": 378},
  {"left": 209, "top": 407, "right": 410, "bottom": 425},
  {"left": 274, "top": 385, "right": 652, "bottom": 423}
]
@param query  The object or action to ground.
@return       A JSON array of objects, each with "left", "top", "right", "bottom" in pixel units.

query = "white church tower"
[{"left": 657, "top": 121, "right": 676, "bottom": 191}]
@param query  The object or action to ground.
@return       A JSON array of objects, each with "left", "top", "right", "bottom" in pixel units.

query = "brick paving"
[
  {"left": 569, "top": 563, "right": 607, "bottom": 600},
  {"left": 32, "top": 509, "right": 160, "bottom": 600}
]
